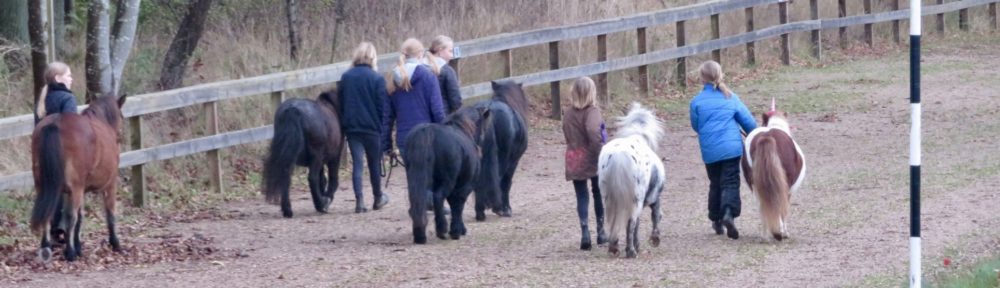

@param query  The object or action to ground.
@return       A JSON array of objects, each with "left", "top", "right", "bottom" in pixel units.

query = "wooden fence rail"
[{"left": 2, "top": 0, "right": 997, "bottom": 199}]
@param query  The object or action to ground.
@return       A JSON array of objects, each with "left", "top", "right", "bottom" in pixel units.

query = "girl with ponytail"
[
  {"left": 382, "top": 38, "right": 446, "bottom": 159},
  {"left": 423, "top": 35, "right": 463, "bottom": 114},
  {"left": 34, "top": 62, "right": 78, "bottom": 125},
  {"left": 689, "top": 60, "right": 757, "bottom": 240}
]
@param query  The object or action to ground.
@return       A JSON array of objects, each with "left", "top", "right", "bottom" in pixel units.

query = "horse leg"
[
  {"left": 324, "top": 160, "right": 338, "bottom": 210},
  {"left": 37, "top": 222, "right": 53, "bottom": 262},
  {"left": 62, "top": 189, "right": 82, "bottom": 261},
  {"left": 104, "top": 187, "right": 122, "bottom": 252},
  {"left": 433, "top": 189, "right": 449, "bottom": 240},
  {"left": 447, "top": 190, "right": 470, "bottom": 239},
  {"left": 649, "top": 200, "right": 662, "bottom": 248},
  {"left": 308, "top": 161, "right": 328, "bottom": 214},
  {"left": 474, "top": 193, "right": 487, "bottom": 222},
  {"left": 496, "top": 169, "right": 515, "bottom": 217},
  {"left": 625, "top": 218, "right": 637, "bottom": 258},
  {"left": 73, "top": 208, "right": 83, "bottom": 256}
]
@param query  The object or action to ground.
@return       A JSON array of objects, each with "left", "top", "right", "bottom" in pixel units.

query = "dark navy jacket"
[
  {"left": 338, "top": 64, "right": 388, "bottom": 136},
  {"left": 34, "top": 83, "right": 78, "bottom": 125}
]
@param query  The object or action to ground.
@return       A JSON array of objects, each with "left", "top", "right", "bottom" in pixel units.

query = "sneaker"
[{"left": 373, "top": 194, "right": 389, "bottom": 210}]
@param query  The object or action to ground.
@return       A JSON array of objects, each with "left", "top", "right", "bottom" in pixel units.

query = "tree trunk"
[
  {"left": 85, "top": 0, "right": 111, "bottom": 102},
  {"left": 1, "top": 0, "right": 30, "bottom": 45},
  {"left": 285, "top": 0, "right": 301, "bottom": 62},
  {"left": 109, "top": 0, "right": 140, "bottom": 97},
  {"left": 64, "top": 0, "right": 74, "bottom": 26},
  {"left": 329, "top": 0, "right": 345, "bottom": 63},
  {"left": 28, "top": 0, "right": 50, "bottom": 98},
  {"left": 54, "top": 0, "right": 66, "bottom": 59},
  {"left": 158, "top": 0, "right": 214, "bottom": 90}
]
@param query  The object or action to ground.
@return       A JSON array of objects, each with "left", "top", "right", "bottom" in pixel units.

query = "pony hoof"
[
  {"left": 475, "top": 214, "right": 486, "bottom": 222},
  {"left": 626, "top": 250, "right": 637, "bottom": 258},
  {"left": 281, "top": 210, "right": 293, "bottom": 218},
  {"left": 414, "top": 236, "right": 427, "bottom": 244},
  {"left": 773, "top": 233, "right": 784, "bottom": 241},
  {"left": 37, "top": 248, "right": 52, "bottom": 263},
  {"left": 580, "top": 241, "right": 592, "bottom": 251},
  {"left": 64, "top": 249, "right": 77, "bottom": 262},
  {"left": 608, "top": 243, "right": 619, "bottom": 256},
  {"left": 449, "top": 233, "right": 461, "bottom": 240},
  {"left": 650, "top": 235, "right": 660, "bottom": 247}
]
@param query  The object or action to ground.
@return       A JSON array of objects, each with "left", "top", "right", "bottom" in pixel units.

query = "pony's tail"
[
  {"left": 30, "top": 124, "right": 64, "bottom": 235},
  {"left": 600, "top": 153, "right": 638, "bottom": 247},
  {"left": 751, "top": 136, "right": 790, "bottom": 240},
  {"left": 263, "top": 107, "right": 305, "bottom": 204},
  {"left": 404, "top": 128, "right": 434, "bottom": 244},
  {"left": 475, "top": 123, "right": 501, "bottom": 209}
]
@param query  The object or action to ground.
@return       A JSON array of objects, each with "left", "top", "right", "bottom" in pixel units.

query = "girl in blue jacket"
[
  {"left": 34, "top": 62, "right": 78, "bottom": 125},
  {"left": 689, "top": 60, "right": 757, "bottom": 240}
]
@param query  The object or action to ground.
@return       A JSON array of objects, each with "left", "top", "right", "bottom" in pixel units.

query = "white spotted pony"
[{"left": 598, "top": 102, "right": 666, "bottom": 258}]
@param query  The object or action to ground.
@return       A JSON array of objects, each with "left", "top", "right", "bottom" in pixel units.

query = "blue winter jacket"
[
  {"left": 689, "top": 84, "right": 757, "bottom": 164},
  {"left": 338, "top": 64, "right": 388, "bottom": 136},
  {"left": 382, "top": 63, "right": 446, "bottom": 152}
]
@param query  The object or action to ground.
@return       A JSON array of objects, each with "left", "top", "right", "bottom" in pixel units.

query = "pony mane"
[
  {"left": 445, "top": 108, "right": 479, "bottom": 139},
  {"left": 613, "top": 102, "right": 664, "bottom": 149},
  {"left": 83, "top": 96, "right": 122, "bottom": 129},
  {"left": 492, "top": 81, "right": 528, "bottom": 118}
]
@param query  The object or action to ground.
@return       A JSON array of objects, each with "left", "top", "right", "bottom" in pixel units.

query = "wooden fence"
[{"left": 1, "top": 0, "right": 997, "bottom": 206}]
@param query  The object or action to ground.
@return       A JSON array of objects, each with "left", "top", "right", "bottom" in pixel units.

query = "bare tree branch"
[{"left": 110, "top": 0, "right": 140, "bottom": 97}]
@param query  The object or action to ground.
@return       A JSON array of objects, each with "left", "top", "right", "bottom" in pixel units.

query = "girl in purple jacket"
[{"left": 382, "top": 38, "right": 446, "bottom": 159}]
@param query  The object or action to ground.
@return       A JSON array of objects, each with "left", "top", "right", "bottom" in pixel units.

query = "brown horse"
[
  {"left": 30, "top": 94, "right": 127, "bottom": 262},
  {"left": 741, "top": 99, "right": 806, "bottom": 241}
]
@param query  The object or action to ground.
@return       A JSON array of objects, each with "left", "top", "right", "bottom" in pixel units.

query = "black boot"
[
  {"left": 712, "top": 220, "right": 724, "bottom": 235},
  {"left": 722, "top": 208, "right": 739, "bottom": 240},
  {"left": 580, "top": 224, "right": 592, "bottom": 250},
  {"left": 596, "top": 217, "right": 608, "bottom": 245}
]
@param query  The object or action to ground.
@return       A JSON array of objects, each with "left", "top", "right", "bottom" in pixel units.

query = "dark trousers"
[
  {"left": 347, "top": 133, "right": 383, "bottom": 201},
  {"left": 573, "top": 176, "right": 604, "bottom": 226},
  {"left": 706, "top": 157, "right": 742, "bottom": 221}
]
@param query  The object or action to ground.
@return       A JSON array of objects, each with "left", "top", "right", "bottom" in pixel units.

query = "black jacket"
[
  {"left": 338, "top": 64, "right": 388, "bottom": 136},
  {"left": 34, "top": 83, "right": 78, "bottom": 125},
  {"left": 437, "top": 64, "right": 463, "bottom": 114}
]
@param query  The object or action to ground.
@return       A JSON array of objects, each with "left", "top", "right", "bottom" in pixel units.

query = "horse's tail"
[
  {"left": 404, "top": 127, "right": 435, "bottom": 243},
  {"left": 751, "top": 135, "right": 790, "bottom": 240},
  {"left": 600, "top": 152, "right": 639, "bottom": 247},
  {"left": 263, "top": 107, "right": 305, "bottom": 204},
  {"left": 475, "top": 121, "right": 501, "bottom": 209},
  {"left": 30, "top": 124, "right": 64, "bottom": 235}
]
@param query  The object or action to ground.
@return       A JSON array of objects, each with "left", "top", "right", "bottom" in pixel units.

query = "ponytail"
[
  {"left": 36, "top": 85, "right": 50, "bottom": 119},
  {"left": 396, "top": 54, "right": 412, "bottom": 91},
  {"left": 715, "top": 81, "right": 732, "bottom": 98},
  {"left": 426, "top": 53, "right": 442, "bottom": 75}
]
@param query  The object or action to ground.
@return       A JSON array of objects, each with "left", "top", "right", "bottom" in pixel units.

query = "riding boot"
[
  {"left": 580, "top": 224, "right": 592, "bottom": 250},
  {"left": 712, "top": 220, "right": 724, "bottom": 235},
  {"left": 722, "top": 208, "right": 739, "bottom": 240},
  {"left": 595, "top": 216, "right": 608, "bottom": 245},
  {"left": 355, "top": 194, "right": 368, "bottom": 213},
  {"left": 373, "top": 193, "right": 389, "bottom": 210}
]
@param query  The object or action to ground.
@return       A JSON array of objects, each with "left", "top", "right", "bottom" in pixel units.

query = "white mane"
[{"left": 613, "top": 102, "right": 664, "bottom": 150}]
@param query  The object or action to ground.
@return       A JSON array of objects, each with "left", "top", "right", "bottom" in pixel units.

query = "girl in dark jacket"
[
  {"left": 424, "top": 35, "right": 463, "bottom": 114},
  {"left": 34, "top": 62, "right": 78, "bottom": 125},
  {"left": 338, "top": 42, "right": 390, "bottom": 212},
  {"left": 562, "top": 77, "right": 607, "bottom": 250},
  {"left": 382, "top": 38, "right": 446, "bottom": 158}
]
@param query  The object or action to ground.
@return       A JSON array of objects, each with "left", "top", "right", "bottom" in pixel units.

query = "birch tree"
[{"left": 85, "top": 0, "right": 140, "bottom": 101}]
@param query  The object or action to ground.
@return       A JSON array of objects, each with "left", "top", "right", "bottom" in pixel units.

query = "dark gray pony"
[
  {"left": 472, "top": 81, "right": 529, "bottom": 221},
  {"left": 262, "top": 92, "right": 344, "bottom": 218},
  {"left": 404, "top": 106, "right": 493, "bottom": 244}
]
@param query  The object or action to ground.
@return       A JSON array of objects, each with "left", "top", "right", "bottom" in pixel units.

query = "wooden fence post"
[
  {"left": 810, "top": 0, "right": 822, "bottom": 60},
  {"left": 271, "top": 91, "right": 284, "bottom": 113},
  {"left": 779, "top": 1, "right": 790, "bottom": 65},
  {"left": 637, "top": 27, "right": 649, "bottom": 97},
  {"left": 676, "top": 20, "right": 686, "bottom": 87},
  {"left": 864, "top": 0, "right": 874, "bottom": 47},
  {"left": 746, "top": 7, "right": 755, "bottom": 65},
  {"left": 129, "top": 116, "right": 144, "bottom": 207},
  {"left": 549, "top": 41, "right": 560, "bottom": 120},
  {"left": 937, "top": 0, "right": 946, "bottom": 34},
  {"left": 893, "top": 0, "right": 901, "bottom": 43},
  {"left": 204, "top": 101, "right": 222, "bottom": 195},
  {"left": 992, "top": 3, "right": 998, "bottom": 31},
  {"left": 839, "top": 0, "right": 848, "bottom": 49},
  {"left": 597, "top": 34, "right": 608, "bottom": 104},
  {"left": 501, "top": 49, "right": 513, "bottom": 77},
  {"left": 959, "top": 8, "right": 970, "bottom": 31},
  {"left": 711, "top": 14, "right": 721, "bottom": 63}
]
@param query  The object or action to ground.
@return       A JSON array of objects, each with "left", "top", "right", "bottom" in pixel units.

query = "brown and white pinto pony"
[{"left": 741, "top": 99, "right": 806, "bottom": 241}]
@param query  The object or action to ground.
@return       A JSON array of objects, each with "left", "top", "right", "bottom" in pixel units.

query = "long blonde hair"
[
  {"left": 352, "top": 42, "right": 378, "bottom": 68},
  {"left": 426, "top": 35, "right": 454, "bottom": 75},
  {"left": 36, "top": 62, "right": 71, "bottom": 119},
  {"left": 395, "top": 38, "right": 425, "bottom": 91},
  {"left": 699, "top": 60, "right": 732, "bottom": 98},
  {"left": 571, "top": 77, "right": 598, "bottom": 109}
]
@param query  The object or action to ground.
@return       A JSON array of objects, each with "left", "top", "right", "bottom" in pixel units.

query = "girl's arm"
[{"left": 734, "top": 95, "right": 758, "bottom": 133}]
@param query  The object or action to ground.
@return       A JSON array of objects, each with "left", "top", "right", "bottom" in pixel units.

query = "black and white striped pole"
[{"left": 909, "top": 0, "right": 922, "bottom": 287}]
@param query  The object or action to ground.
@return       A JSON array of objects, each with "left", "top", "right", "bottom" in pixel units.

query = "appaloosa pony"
[
  {"left": 30, "top": 94, "right": 127, "bottom": 262},
  {"left": 262, "top": 91, "right": 344, "bottom": 218},
  {"left": 598, "top": 103, "right": 666, "bottom": 258},
  {"left": 404, "top": 106, "right": 494, "bottom": 244},
  {"left": 741, "top": 99, "right": 806, "bottom": 241}
]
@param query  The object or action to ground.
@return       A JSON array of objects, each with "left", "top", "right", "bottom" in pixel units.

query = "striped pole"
[{"left": 909, "top": 0, "right": 922, "bottom": 287}]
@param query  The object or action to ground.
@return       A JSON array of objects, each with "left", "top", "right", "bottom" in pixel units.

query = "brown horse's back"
[
  {"left": 32, "top": 113, "right": 120, "bottom": 193},
  {"left": 742, "top": 129, "right": 803, "bottom": 189}
]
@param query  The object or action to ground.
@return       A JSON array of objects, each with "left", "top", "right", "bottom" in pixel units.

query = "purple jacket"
[{"left": 382, "top": 64, "right": 446, "bottom": 152}]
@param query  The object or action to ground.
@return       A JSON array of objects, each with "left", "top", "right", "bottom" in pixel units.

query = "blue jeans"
[{"left": 347, "top": 133, "right": 383, "bottom": 202}]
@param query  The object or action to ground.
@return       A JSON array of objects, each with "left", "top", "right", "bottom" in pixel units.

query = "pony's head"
[
  {"left": 446, "top": 105, "right": 494, "bottom": 147},
  {"left": 613, "top": 102, "right": 664, "bottom": 150},
  {"left": 84, "top": 94, "right": 127, "bottom": 131},
  {"left": 491, "top": 80, "right": 528, "bottom": 117},
  {"left": 762, "top": 98, "right": 790, "bottom": 131}
]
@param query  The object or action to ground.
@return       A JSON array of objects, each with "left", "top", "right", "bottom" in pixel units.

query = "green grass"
[{"left": 936, "top": 257, "right": 1000, "bottom": 288}]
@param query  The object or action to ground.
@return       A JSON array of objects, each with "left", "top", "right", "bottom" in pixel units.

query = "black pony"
[
  {"left": 404, "top": 106, "right": 493, "bottom": 244},
  {"left": 472, "top": 81, "right": 529, "bottom": 220},
  {"left": 262, "top": 92, "right": 344, "bottom": 218}
]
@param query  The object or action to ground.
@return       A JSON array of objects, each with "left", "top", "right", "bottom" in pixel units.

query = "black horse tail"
[
  {"left": 475, "top": 123, "right": 501, "bottom": 209},
  {"left": 30, "top": 124, "right": 64, "bottom": 235},
  {"left": 263, "top": 107, "right": 305, "bottom": 204},
  {"left": 404, "top": 127, "right": 435, "bottom": 244}
]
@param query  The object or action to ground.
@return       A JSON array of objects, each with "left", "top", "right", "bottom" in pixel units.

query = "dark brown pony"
[
  {"left": 30, "top": 94, "right": 127, "bottom": 262},
  {"left": 741, "top": 99, "right": 806, "bottom": 241}
]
